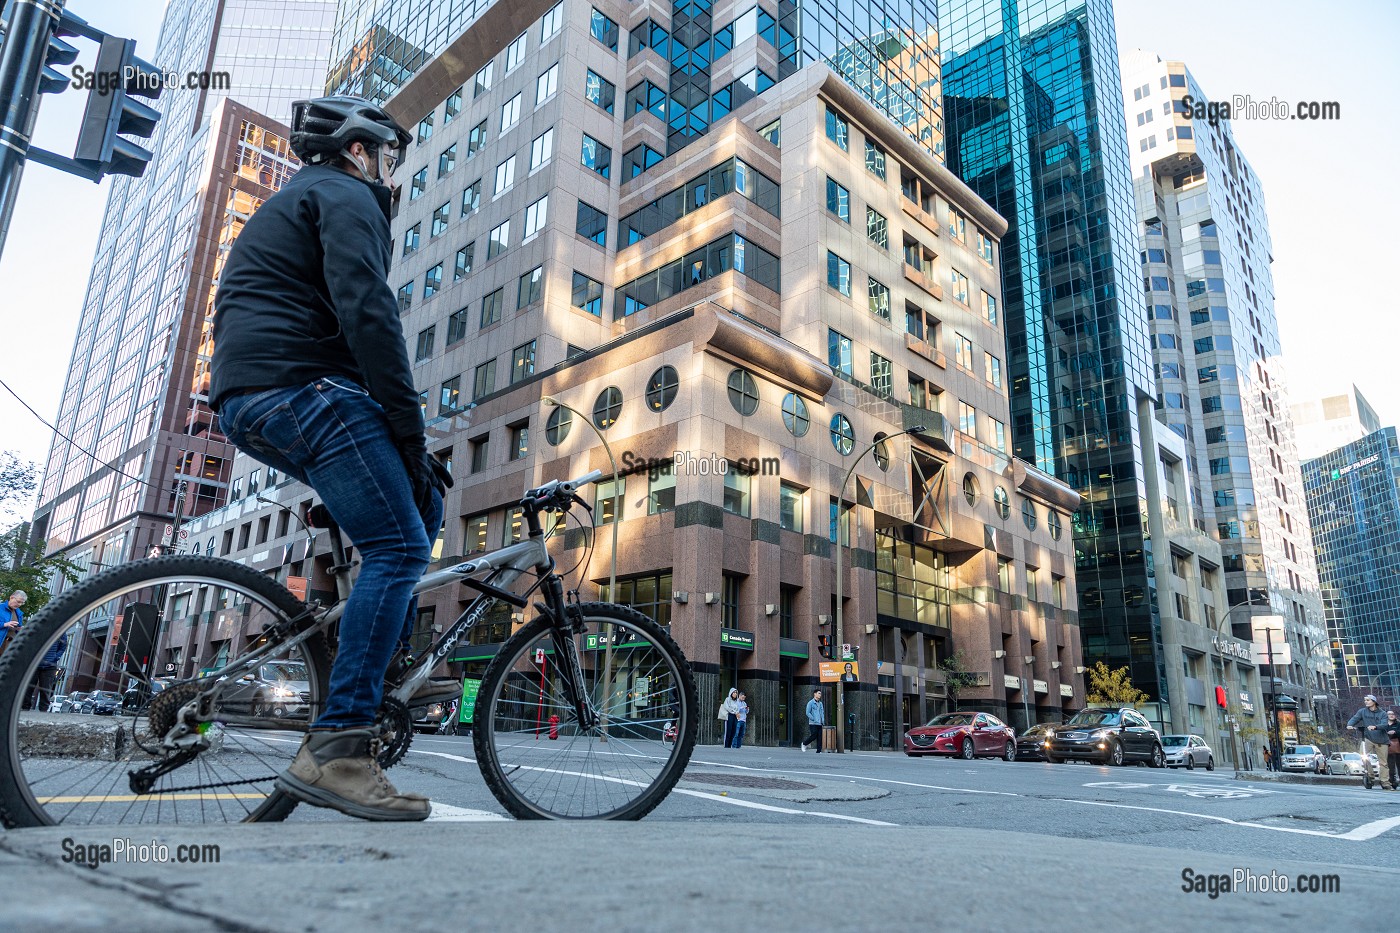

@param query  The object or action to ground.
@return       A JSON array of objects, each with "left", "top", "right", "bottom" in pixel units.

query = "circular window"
[
  {"left": 962, "top": 473, "right": 979, "bottom": 506},
  {"left": 782, "top": 393, "right": 810, "bottom": 436},
  {"left": 592, "top": 386, "right": 623, "bottom": 429},
  {"left": 872, "top": 433, "right": 890, "bottom": 471},
  {"left": 727, "top": 368, "right": 759, "bottom": 415},
  {"left": 645, "top": 365, "right": 678, "bottom": 412},
  {"left": 1047, "top": 510, "right": 1063, "bottom": 541},
  {"left": 1021, "top": 498, "right": 1037, "bottom": 531},
  {"left": 830, "top": 414, "right": 854, "bottom": 455},
  {"left": 993, "top": 486, "right": 1010, "bottom": 520},
  {"left": 545, "top": 406, "right": 572, "bottom": 445}
]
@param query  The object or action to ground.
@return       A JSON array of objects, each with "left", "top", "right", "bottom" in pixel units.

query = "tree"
[
  {"left": 1084, "top": 661, "right": 1149, "bottom": 707},
  {"left": 0, "top": 450, "right": 37, "bottom": 526},
  {"left": 938, "top": 649, "right": 981, "bottom": 712},
  {"left": 0, "top": 451, "right": 78, "bottom": 612}
]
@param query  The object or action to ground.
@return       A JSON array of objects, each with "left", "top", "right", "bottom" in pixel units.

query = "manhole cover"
[{"left": 683, "top": 772, "right": 816, "bottom": 790}]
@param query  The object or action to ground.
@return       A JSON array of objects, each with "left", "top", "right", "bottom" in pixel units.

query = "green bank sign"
[
  {"left": 583, "top": 631, "right": 649, "bottom": 650},
  {"left": 720, "top": 628, "right": 755, "bottom": 651}
]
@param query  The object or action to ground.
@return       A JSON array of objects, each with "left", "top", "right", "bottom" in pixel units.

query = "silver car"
[
  {"left": 1162, "top": 734, "right": 1215, "bottom": 770},
  {"left": 1326, "top": 752, "right": 1367, "bottom": 776},
  {"left": 1280, "top": 745, "right": 1324, "bottom": 773}
]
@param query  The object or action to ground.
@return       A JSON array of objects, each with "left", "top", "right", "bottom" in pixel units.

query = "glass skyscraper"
[
  {"left": 940, "top": 0, "right": 1161, "bottom": 695},
  {"left": 1303, "top": 429, "right": 1400, "bottom": 701}
]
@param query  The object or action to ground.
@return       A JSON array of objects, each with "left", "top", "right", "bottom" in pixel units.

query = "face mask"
[{"left": 343, "top": 147, "right": 396, "bottom": 221}]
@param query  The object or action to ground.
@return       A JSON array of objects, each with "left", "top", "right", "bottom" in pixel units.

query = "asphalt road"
[{"left": 3, "top": 734, "right": 1396, "bottom": 932}]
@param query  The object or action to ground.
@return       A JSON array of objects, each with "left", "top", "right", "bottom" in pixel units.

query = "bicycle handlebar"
[{"left": 522, "top": 469, "right": 606, "bottom": 507}]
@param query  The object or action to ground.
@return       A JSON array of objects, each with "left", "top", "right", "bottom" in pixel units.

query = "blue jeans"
[
  {"left": 732, "top": 720, "right": 747, "bottom": 748},
  {"left": 219, "top": 377, "right": 442, "bottom": 730}
]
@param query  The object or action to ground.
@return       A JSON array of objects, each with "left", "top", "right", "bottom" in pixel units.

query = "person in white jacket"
[{"left": 720, "top": 688, "right": 742, "bottom": 747}]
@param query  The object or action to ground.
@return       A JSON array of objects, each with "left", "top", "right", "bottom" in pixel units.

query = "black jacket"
[{"left": 210, "top": 164, "right": 423, "bottom": 444}]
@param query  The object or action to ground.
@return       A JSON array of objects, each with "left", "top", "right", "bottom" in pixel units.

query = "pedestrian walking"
[
  {"left": 1384, "top": 708, "right": 1400, "bottom": 791},
  {"left": 0, "top": 590, "right": 26, "bottom": 655},
  {"left": 1262, "top": 745, "right": 1272, "bottom": 771},
  {"left": 24, "top": 628, "right": 66, "bottom": 711},
  {"left": 721, "top": 688, "right": 741, "bottom": 747},
  {"left": 1348, "top": 695, "right": 1394, "bottom": 790},
  {"left": 732, "top": 693, "right": 749, "bottom": 748},
  {"left": 800, "top": 688, "right": 825, "bottom": 753}
]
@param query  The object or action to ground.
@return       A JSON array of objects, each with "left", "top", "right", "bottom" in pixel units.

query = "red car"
[{"left": 904, "top": 711, "right": 1017, "bottom": 760}]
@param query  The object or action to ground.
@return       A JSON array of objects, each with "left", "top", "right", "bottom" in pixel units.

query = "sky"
[{"left": 0, "top": 0, "right": 1394, "bottom": 505}]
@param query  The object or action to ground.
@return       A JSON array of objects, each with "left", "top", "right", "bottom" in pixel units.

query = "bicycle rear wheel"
[
  {"left": 0, "top": 555, "right": 330, "bottom": 828},
  {"left": 473, "top": 602, "right": 697, "bottom": 819}
]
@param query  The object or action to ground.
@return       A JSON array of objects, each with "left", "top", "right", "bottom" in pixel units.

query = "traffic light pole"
[{"left": 0, "top": 0, "right": 66, "bottom": 259}]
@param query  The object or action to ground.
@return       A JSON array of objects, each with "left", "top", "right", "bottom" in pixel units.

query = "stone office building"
[{"left": 176, "top": 0, "right": 1082, "bottom": 746}]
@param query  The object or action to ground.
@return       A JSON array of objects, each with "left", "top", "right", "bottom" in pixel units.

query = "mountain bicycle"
[{"left": 0, "top": 470, "right": 698, "bottom": 826}]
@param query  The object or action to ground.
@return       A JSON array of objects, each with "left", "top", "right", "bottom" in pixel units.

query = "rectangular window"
[
  {"left": 992, "top": 419, "right": 1006, "bottom": 452},
  {"left": 951, "top": 268, "right": 969, "bottom": 304},
  {"left": 648, "top": 464, "right": 676, "bottom": 514},
  {"left": 723, "top": 464, "right": 751, "bottom": 516},
  {"left": 470, "top": 435, "right": 489, "bottom": 473},
  {"left": 494, "top": 155, "right": 516, "bottom": 194},
  {"left": 444, "top": 89, "right": 462, "bottom": 123},
  {"left": 827, "top": 328, "right": 852, "bottom": 376},
  {"left": 948, "top": 208, "right": 966, "bottom": 242},
  {"left": 480, "top": 287, "right": 504, "bottom": 327},
  {"left": 870, "top": 353, "right": 892, "bottom": 398},
  {"left": 409, "top": 168, "right": 426, "bottom": 200},
  {"left": 955, "top": 333, "right": 973, "bottom": 370},
  {"left": 447, "top": 307, "right": 469, "bottom": 343},
  {"left": 536, "top": 63, "right": 559, "bottom": 105},
  {"left": 585, "top": 70, "right": 615, "bottom": 113},
  {"left": 467, "top": 120, "right": 488, "bottom": 157},
  {"left": 866, "top": 207, "right": 888, "bottom": 249},
  {"left": 524, "top": 195, "right": 548, "bottom": 238},
  {"left": 982, "top": 291, "right": 997, "bottom": 325},
  {"left": 595, "top": 477, "right": 623, "bottom": 524},
  {"left": 417, "top": 114, "right": 433, "bottom": 144},
  {"left": 438, "top": 143, "right": 457, "bottom": 177},
  {"left": 423, "top": 263, "right": 442, "bottom": 298},
  {"left": 590, "top": 8, "right": 618, "bottom": 49},
  {"left": 827, "top": 251, "right": 851, "bottom": 296},
  {"left": 397, "top": 282, "right": 413, "bottom": 313},
  {"left": 414, "top": 327, "right": 435, "bottom": 362},
  {"left": 464, "top": 515, "right": 489, "bottom": 554},
  {"left": 501, "top": 93, "right": 521, "bottom": 130},
  {"left": 758, "top": 118, "right": 780, "bottom": 146},
  {"left": 472, "top": 359, "right": 496, "bottom": 399},
  {"left": 521, "top": 131, "right": 548, "bottom": 173},
  {"left": 581, "top": 135, "right": 611, "bottom": 177},
  {"left": 864, "top": 138, "right": 887, "bottom": 178},
  {"left": 829, "top": 497, "right": 850, "bottom": 545},
  {"left": 997, "top": 557, "right": 1011, "bottom": 592},
  {"left": 572, "top": 272, "right": 603, "bottom": 315},
  {"left": 825, "top": 107, "right": 849, "bottom": 150},
  {"left": 511, "top": 340, "right": 536, "bottom": 383},
  {"left": 461, "top": 179, "right": 480, "bottom": 216},
  {"left": 825, "top": 176, "right": 850, "bottom": 221},
  {"left": 505, "top": 32, "right": 527, "bottom": 72},
  {"left": 867, "top": 277, "right": 890, "bottom": 320},
  {"left": 984, "top": 352, "right": 1002, "bottom": 388},
  {"left": 453, "top": 243, "right": 475, "bottom": 280},
  {"left": 431, "top": 202, "right": 449, "bottom": 237},
  {"left": 909, "top": 375, "right": 927, "bottom": 408},
  {"left": 440, "top": 375, "right": 462, "bottom": 413},
  {"left": 473, "top": 62, "right": 495, "bottom": 97},
  {"left": 540, "top": 2, "right": 562, "bottom": 41},
  {"left": 576, "top": 201, "right": 607, "bottom": 246},
  {"left": 503, "top": 507, "right": 525, "bottom": 545},
  {"left": 779, "top": 482, "right": 804, "bottom": 533},
  {"left": 487, "top": 220, "right": 510, "bottom": 258},
  {"left": 403, "top": 223, "right": 420, "bottom": 255},
  {"left": 977, "top": 232, "right": 994, "bottom": 263},
  {"left": 509, "top": 422, "right": 529, "bottom": 460},
  {"left": 958, "top": 401, "right": 976, "bottom": 438},
  {"left": 517, "top": 265, "right": 543, "bottom": 307}
]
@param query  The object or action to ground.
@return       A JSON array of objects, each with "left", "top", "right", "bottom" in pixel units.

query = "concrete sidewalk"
[{"left": 1, "top": 821, "right": 1392, "bottom": 932}]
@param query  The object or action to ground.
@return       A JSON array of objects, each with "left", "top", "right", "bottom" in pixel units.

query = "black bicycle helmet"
[{"left": 289, "top": 95, "right": 412, "bottom": 166}]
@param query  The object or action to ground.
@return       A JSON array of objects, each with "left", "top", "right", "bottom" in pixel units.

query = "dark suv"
[{"left": 1044, "top": 707, "right": 1165, "bottom": 767}]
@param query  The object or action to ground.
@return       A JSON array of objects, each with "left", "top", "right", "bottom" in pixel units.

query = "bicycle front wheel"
[
  {"left": 0, "top": 555, "right": 331, "bottom": 828},
  {"left": 473, "top": 602, "right": 697, "bottom": 819}
]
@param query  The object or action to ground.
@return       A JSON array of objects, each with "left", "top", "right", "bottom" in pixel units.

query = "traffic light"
[
  {"left": 37, "top": 14, "right": 82, "bottom": 94},
  {"left": 817, "top": 635, "right": 833, "bottom": 660},
  {"left": 74, "top": 34, "right": 163, "bottom": 178}
]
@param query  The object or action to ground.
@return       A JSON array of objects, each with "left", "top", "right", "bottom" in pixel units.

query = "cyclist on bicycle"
[
  {"left": 1346, "top": 694, "right": 1394, "bottom": 791},
  {"left": 210, "top": 96, "right": 455, "bottom": 820}
]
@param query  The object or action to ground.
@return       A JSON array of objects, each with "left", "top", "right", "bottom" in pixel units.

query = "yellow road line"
[{"left": 39, "top": 793, "right": 269, "bottom": 803}]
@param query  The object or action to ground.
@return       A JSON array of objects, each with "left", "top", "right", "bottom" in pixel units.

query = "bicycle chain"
[{"left": 136, "top": 774, "right": 276, "bottom": 795}]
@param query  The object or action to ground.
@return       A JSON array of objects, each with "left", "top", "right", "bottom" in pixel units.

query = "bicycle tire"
[
  {"left": 0, "top": 555, "right": 331, "bottom": 828},
  {"left": 473, "top": 602, "right": 697, "bottom": 819}
]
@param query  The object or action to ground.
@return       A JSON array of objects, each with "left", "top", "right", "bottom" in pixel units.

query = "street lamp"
[
  {"left": 833, "top": 424, "right": 925, "bottom": 753},
  {"left": 1213, "top": 597, "right": 1272, "bottom": 775},
  {"left": 542, "top": 395, "right": 620, "bottom": 739}
]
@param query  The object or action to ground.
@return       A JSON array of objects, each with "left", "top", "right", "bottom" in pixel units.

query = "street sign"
[
  {"left": 535, "top": 647, "right": 546, "bottom": 665},
  {"left": 719, "top": 628, "right": 755, "bottom": 651},
  {"left": 1250, "top": 616, "right": 1286, "bottom": 635},
  {"left": 1252, "top": 641, "right": 1292, "bottom": 666}
]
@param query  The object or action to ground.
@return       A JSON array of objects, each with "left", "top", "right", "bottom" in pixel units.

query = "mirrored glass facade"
[
  {"left": 1303, "top": 429, "right": 1400, "bottom": 700},
  {"left": 941, "top": 0, "right": 1160, "bottom": 695}
]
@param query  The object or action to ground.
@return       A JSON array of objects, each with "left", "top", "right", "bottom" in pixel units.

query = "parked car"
[
  {"left": 122, "top": 678, "right": 172, "bottom": 712},
  {"left": 1043, "top": 707, "right": 1165, "bottom": 767},
  {"left": 59, "top": 692, "right": 90, "bottom": 713},
  {"left": 84, "top": 691, "right": 124, "bottom": 715},
  {"left": 904, "top": 711, "right": 1017, "bottom": 760},
  {"left": 1326, "top": 752, "right": 1368, "bottom": 776},
  {"left": 47, "top": 694, "right": 68, "bottom": 713},
  {"left": 1280, "top": 745, "right": 1324, "bottom": 773},
  {"left": 411, "top": 701, "right": 452, "bottom": 733},
  {"left": 1016, "top": 723, "right": 1055, "bottom": 762},
  {"left": 1162, "top": 734, "right": 1215, "bottom": 770},
  {"left": 217, "top": 660, "right": 311, "bottom": 719}
]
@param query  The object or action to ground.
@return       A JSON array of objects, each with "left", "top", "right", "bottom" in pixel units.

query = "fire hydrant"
[{"left": 548, "top": 715, "right": 560, "bottom": 740}]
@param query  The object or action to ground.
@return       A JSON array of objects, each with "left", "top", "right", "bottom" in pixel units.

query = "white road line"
[
  {"left": 685, "top": 757, "right": 1020, "bottom": 797},
  {"left": 428, "top": 803, "right": 509, "bottom": 822},
  {"left": 1054, "top": 797, "right": 1400, "bottom": 840}
]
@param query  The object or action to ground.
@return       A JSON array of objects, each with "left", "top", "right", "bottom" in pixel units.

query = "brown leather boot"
[{"left": 277, "top": 728, "right": 431, "bottom": 821}]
